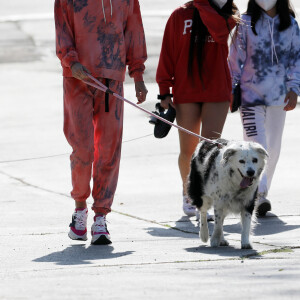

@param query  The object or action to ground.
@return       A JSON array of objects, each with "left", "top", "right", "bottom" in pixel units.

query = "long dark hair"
[
  {"left": 187, "top": 0, "right": 238, "bottom": 82},
  {"left": 246, "top": 0, "right": 295, "bottom": 35}
]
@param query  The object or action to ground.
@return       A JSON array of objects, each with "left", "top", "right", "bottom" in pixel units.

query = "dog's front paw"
[
  {"left": 210, "top": 237, "right": 220, "bottom": 247},
  {"left": 220, "top": 239, "right": 229, "bottom": 247},
  {"left": 241, "top": 243, "right": 252, "bottom": 249},
  {"left": 200, "top": 227, "right": 209, "bottom": 243}
]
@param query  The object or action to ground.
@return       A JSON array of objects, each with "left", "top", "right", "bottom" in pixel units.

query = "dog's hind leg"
[
  {"left": 210, "top": 208, "right": 225, "bottom": 247},
  {"left": 241, "top": 210, "right": 253, "bottom": 249}
]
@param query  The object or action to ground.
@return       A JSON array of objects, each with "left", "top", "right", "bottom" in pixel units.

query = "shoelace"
[
  {"left": 94, "top": 216, "right": 107, "bottom": 232},
  {"left": 75, "top": 211, "right": 87, "bottom": 230}
]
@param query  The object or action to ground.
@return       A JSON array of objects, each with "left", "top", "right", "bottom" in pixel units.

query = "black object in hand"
[{"left": 149, "top": 102, "right": 176, "bottom": 138}]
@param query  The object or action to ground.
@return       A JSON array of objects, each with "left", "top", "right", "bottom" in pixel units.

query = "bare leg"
[
  {"left": 201, "top": 102, "right": 230, "bottom": 139},
  {"left": 176, "top": 101, "right": 229, "bottom": 194},
  {"left": 75, "top": 200, "right": 87, "bottom": 209},
  {"left": 176, "top": 103, "right": 202, "bottom": 195}
]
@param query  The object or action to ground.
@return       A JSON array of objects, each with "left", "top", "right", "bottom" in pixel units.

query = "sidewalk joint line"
[{"left": 0, "top": 135, "right": 153, "bottom": 164}]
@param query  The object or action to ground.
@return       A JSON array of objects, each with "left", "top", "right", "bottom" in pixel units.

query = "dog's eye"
[
  {"left": 252, "top": 158, "right": 258, "bottom": 163},
  {"left": 239, "top": 160, "right": 245, "bottom": 164}
]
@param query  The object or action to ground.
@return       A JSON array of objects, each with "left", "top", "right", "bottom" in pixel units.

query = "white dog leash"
[{"left": 83, "top": 74, "right": 223, "bottom": 148}]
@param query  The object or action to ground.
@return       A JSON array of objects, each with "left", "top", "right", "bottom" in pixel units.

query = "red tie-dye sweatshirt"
[
  {"left": 55, "top": 0, "right": 147, "bottom": 82},
  {"left": 156, "top": 0, "right": 236, "bottom": 103}
]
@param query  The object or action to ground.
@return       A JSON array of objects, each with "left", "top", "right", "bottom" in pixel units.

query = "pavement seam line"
[
  {"left": 15, "top": 21, "right": 36, "bottom": 47},
  {"left": 0, "top": 134, "right": 154, "bottom": 164}
]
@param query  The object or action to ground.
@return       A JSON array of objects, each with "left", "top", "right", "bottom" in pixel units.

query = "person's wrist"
[
  {"left": 158, "top": 93, "right": 173, "bottom": 100},
  {"left": 133, "top": 73, "right": 144, "bottom": 82}
]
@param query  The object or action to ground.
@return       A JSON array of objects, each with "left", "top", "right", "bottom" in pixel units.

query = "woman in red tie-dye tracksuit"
[{"left": 55, "top": 0, "right": 147, "bottom": 245}]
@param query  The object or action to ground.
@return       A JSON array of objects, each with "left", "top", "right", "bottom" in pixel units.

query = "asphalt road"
[{"left": 0, "top": 0, "right": 248, "bottom": 82}]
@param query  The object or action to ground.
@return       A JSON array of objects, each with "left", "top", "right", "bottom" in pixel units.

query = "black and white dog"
[{"left": 187, "top": 139, "right": 268, "bottom": 249}]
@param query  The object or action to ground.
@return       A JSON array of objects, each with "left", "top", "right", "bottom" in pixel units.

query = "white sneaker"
[
  {"left": 183, "top": 196, "right": 197, "bottom": 216},
  {"left": 207, "top": 212, "right": 214, "bottom": 222},
  {"left": 91, "top": 215, "right": 112, "bottom": 245},
  {"left": 256, "top": 193, "right": 271, "bottom": 217},
  {"left": 68, "top": 208, "right": 88, "bottom": 241}
]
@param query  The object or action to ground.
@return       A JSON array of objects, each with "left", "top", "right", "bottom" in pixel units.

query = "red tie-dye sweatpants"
[{"left": 63, "top": 77, "right": 124, "bottom": 215}]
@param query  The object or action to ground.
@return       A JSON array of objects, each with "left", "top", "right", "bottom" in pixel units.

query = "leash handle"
[{"left": 83, "top": 74, "right": 222, "bottom": 147}]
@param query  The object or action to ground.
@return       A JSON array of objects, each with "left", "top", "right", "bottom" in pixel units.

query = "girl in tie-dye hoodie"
[{"left": 229, "top": 0, "right": 300, "bottom": 216}]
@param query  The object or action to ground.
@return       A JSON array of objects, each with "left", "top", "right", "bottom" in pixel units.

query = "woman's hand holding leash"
[
  {"left": 71, "top": 65, "right": 148, "bottom": 105},
  {"left": 71, "top": 62, "right": 91, "bottom": 81},
  {"left": 160, "top": 95, "right": 175, "bottom": 110},
  {"left": 284, "top": 90, "right": 298, "bottom": 111}
]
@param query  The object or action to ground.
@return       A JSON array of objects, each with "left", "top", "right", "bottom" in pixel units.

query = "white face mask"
[
  {"left": 255, "top": 0, "right": 277, "bottom": 11},
  {"left": 212, "top": 0, "right": 228, "bottom": 9}
]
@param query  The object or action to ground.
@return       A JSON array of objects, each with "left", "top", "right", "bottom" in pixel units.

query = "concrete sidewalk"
[
  {"left": 0, "top": 1, "right": 300, "bottom": 298},
  {"left": 0, "top": 60, "right": 300, "bottom": 299}
]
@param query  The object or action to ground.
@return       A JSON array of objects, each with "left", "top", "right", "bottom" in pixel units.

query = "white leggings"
[{"left": 240, "top": 106, "right": 286, "bottom": 196}]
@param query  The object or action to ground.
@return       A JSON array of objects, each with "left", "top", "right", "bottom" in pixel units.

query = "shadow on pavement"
[
  {"left": 146, "top": 216, "right": 214, "bottom": 239},
  {"left": 253, "top": 214, "right": 300, "bottom": 236},
  {"left": 222, "top": 214, "right": 300, "bottom": 236},
  {"left": 184, "top": 245, "right": 258, "bottom": 257},
  {"left": 33, "top": 244, "right": 134, "bottom": 265}
]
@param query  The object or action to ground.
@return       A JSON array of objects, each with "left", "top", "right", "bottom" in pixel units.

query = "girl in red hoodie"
[{"left": 156, "top": 0, "right": 238, "bottom": 216}]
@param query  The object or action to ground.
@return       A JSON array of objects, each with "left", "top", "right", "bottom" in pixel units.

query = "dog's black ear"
[
  {"left": 187, "top": 157, "right": 203, "bottom": 209},
  {"left": 222, "top": 149, "right": 236, "bottom": 164}
]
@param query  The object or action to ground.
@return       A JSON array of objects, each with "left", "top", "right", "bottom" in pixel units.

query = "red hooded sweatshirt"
[
  {"left": 156, "top": 0, "right": 236, "bottom": 103},
  {"left": 55, "top": 0, "right": 147, "bottom": 82}
]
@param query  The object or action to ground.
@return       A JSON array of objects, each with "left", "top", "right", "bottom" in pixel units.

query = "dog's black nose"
[{"left": 247, "top": 169, "right": 255, "bottom": 177}]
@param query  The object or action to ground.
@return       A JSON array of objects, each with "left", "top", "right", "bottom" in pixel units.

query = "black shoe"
[{"left": 256, "top": 197, "right": 271, "bottom": 217}]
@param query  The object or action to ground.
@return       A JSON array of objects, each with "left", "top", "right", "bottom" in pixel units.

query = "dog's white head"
[{"left": 221, "top": 141, "right": 268, "bottom": 189}]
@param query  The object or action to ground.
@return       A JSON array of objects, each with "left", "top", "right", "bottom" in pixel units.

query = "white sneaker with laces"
[
  {"left": 183, "top": 195, "right": 197, "bottom": 216},
  {"left": 68, "top": 208, "right": 88, "bottom": 241},
  {"left": 91, "top": 215, "right": 112, "bottom": 245}
]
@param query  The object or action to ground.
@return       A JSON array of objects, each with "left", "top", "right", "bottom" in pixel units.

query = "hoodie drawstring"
[
  {"left": 102, "top": 0, "right": 113, "bottom": 24},
  {"left": 267, "top": 19, "right": 279, "bottom": 65}
]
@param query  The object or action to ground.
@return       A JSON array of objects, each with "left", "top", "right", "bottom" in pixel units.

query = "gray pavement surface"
[{"left": 0, "top": 0, "right": 300, "bottom": 299}]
